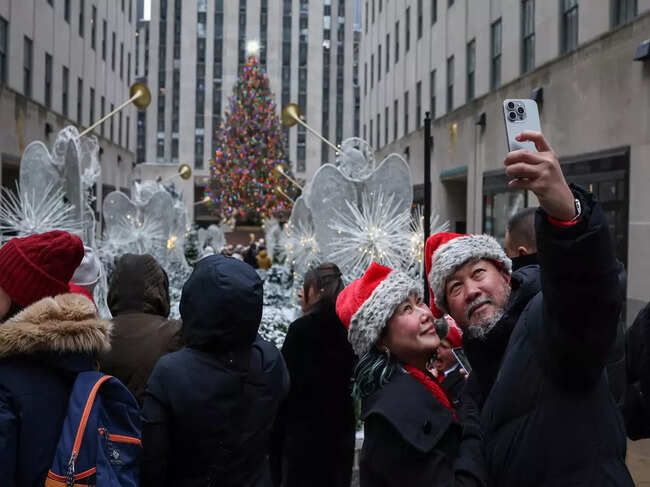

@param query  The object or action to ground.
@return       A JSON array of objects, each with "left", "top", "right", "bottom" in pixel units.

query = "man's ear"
[{"left": 517, "top": 246, "right": 529, "bottom": 256}]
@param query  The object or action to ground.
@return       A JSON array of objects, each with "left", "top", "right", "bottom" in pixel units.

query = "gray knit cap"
[{"left": 428, "top": 234, "right": 512, "bottom": 315}]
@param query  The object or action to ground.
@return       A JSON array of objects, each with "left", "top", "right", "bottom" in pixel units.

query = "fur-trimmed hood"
[{"left": 0, "top": 293, "right": 112, "bottom": 358}]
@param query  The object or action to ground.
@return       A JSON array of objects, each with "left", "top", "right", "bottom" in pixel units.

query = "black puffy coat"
[
  {"left": 273, "top": 303, "right": 356, "bottom": 487},
  {"left": 463, "top": 187, "right": 633, "bottom": 486},
  {"left": 441, "top": 367, "right": 466, "bottom": 405},
  {"left": 0, "top": 294, "right": 112, "bottom": 487},
  {"left": 359, "top": 372, "right": 486, "bottom": 487},
  {"left": 622, "top": 301, "right": 650, "bottom": 439},
  {"left": 141, "top": 255, "right": 290, "bottom": 487}
]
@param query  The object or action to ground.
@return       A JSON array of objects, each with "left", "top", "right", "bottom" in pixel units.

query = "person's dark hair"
[
  {"left": 302, "top": 262, "right": 345, "bottom": 313},
  {"left": 506, "top": 207, "right": 537, "bottom": 252}
]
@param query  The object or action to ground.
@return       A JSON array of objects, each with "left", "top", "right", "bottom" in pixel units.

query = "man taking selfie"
[{"left": 425, "top": 131, "right": 633, "bottom": 486}]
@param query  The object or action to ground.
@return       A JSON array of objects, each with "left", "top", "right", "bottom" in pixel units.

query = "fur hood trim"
[{"left": 0, "top": 293, "right": 112, "bottom": 358}]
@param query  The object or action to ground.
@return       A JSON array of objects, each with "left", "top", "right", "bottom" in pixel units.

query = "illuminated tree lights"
[{"left": 205, "top": 56, "right": 300, "bottom": 222}]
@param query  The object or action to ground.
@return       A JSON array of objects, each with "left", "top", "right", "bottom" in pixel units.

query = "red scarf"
[{"left": 403, "top": 365, "right": 456, "bottom": 419}]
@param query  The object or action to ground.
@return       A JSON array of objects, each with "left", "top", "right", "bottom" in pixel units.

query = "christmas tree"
[{"left": 205, "top": 56, "right": 299, "bottom": 223}]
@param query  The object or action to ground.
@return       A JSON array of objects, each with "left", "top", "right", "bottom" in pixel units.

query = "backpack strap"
[{"left": 63, "top": 372, "right": 113, "bottom": 484}]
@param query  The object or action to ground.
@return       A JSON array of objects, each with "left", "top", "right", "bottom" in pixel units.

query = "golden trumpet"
[
  {"left": 275, "top": 185, "right": 295, "bottom": 203},
  {"left": 80, "top": 82, "right": 151, "bottom": 137},
  {"left": 273, "top": 165, "right": 303, "bottom": 191},
  {"left": 281, "top": 103, "right": 339, "bottom": 155}
]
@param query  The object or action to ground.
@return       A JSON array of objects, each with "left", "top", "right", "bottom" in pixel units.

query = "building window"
[
  {"left": 395, "top": 21, "right": 399, "bottom": 63},
  {"left": 260, "top": 0, "right": 268, "bottom": 67},
  {"left": 335, "top": 0, "right": 345, "bottom": 144},
  {"left": 77, "top": 78, "right": 83, "bottom": 123},
  {"left": 386, "top": 33, "right": 390, "bottom": 72},
  {"left": 119, "top": 111, "right": 123, "bottom": 146},
  {"left": 384, "top": 106, "right": 389, "bottom": 145},
  {"left": 405, "top": 7, "right": 410, "bottom": 51},
  {"left": 612, "top": 0, "right": 637, "bottom": 26},
  {"left": 378, "top": 45, "right": 381, "bottom": 82},
  {"left": 62, "top": 66, "right": 69, "bottom": 117},
  {"left": 379, "top": 0, "right": 382, "bottom": 12},
  {"left": 112, "top": 32, "right": 116, "bottom": 70},
  {"left": 173, "top": 0, "right": 182, "bottom": 60},
  {"left": 238, "top": 0, "right": 247, "bottom": 66},
  {"left": 89, "top": 87, "right": 95, "bottom": 128},
  {"left": 467, "top": 39, "right": 475, "bottom": 101},
  {"left": 417, "top": 0, "right": 423, "bottom": 39},
  {"left": 127, "top": 52, "right": 131, "bottom": 84},
  {"left": 214, "top": 0, "right": 224, "bottom": 154},
  {"left": 371, "top": 54, "right": 374, "bottom": 88},
  {"left": 110, "top": 103, "right": 114, "bottom": 141},
  {"left": 490, "top": 19, "right": 501, "bottom": 90},
  {"left": 126, "top": 116, "right": 130, "bottom": 150},
  {"left": 372, "top": 0, "right": 375, "bottom": 23},
  {"left": 432, "top": 0, "right": 437, "bottom": 24},
  {"left": 120, "top": 43, "right": 124, "bottom": 79},
  {"left": 377, "top": 113, "right": 381, "bottom": 148},
  {"left": 364, "top": 62, "right": 367, "bottom": 95},
  {"left": 100, "top": 96, "right": 105, "bottom": 135},
  {"left": 560, "top": 0, "right": 578, "bottom": 54},
  {"left": 281, "top": 0, "right": 292, "bottom": 145},
  {"left": 416, "top": 81, "right": 422, "bottom": 128},
  {"left": 91, "top": 6, "right": 96, "bottom": 49},
  {"left": 322, "top": 0, "right": 333, "bottom": 161},
  {"left": 195, "top": 0, "right": 206, "bottom": 167},
  {"left": 297, "top": 0, "right": 309, "bottom": 172},
  {"left": 129, "top": 0, "right": 132, "bottom": 22},
  {"left": 370, "top": 119, "right": 373, "bottom": 147},
  {"left": 0, "top": 17, "right": 8, "bottom": 84},
  {"left": 122, "top": 0, "right": 125, "bottom": 11},
  {"left": 157, "top": 136, "right": 164, "bottom": 159},
  {"left": 448, "top": 0, "right": 454, "bottom": 6},
  {"left": 363, "top": 124, "right": 366, "bottom": 140},
  {"left": 522, "top": 0, "right": 535, "bottom": 73},
  {"left": 404, "top": 90, "right": 409, "bottom": 136},
  {"left": 393, "top": 99, "right": 398, "bottom": 141},
  {"left": 23, "top": 36, "right": 32, "bottom": 98},
  {"left": 430, "top": 69, "right": 436, "bottom": 119},
  {"left": 102, "top": 20, "right": 106, "bottom": 60},
  {"left": 45, "top": 53, "right": 52, "bottom": 108},
  {"left": 64, "top": 0, "right": 70, "bottom": 22},
  {"left": 137, "top": 111, "right": 146, "bottom": 162},
  {"left": 446, "top": 55, "right": 454, "bottom": 112},
  {"left": 79, "top": 0, "right": 84, "bottom": 37}
]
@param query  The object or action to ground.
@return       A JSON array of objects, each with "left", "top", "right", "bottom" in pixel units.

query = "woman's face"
[
  {"left": 298, "top": 285, "right": 320, "bottom": 312},
  {"left": 382, "top": 294, "right": 440, "bottom": 370},
  {"left": 0, "top": 286, "right": 11, "bottom": 321}
]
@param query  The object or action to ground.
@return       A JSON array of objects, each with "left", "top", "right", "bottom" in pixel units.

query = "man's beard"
[{"left": 463, "top": 284, "right": 511, "bottom": 341}]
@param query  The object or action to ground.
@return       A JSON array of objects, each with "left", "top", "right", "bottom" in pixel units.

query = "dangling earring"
[{"left": 426, "top": 351, "right": 438, "bottom": 372}]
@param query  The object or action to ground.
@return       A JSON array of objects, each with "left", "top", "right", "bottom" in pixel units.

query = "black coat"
[
  {"left": 360, "top": 372, "right": 486, "bottom": 487},
  {"left": 273, "top": 303, "right": 356, "bottom": 487},
  {"left": 0, "top": 294, "right": 112, "bottom": 487},
  {"left": 622, "top": 301, "right": 650, "bottom": 439},
  {"left": 141, "top": 255, "right": 290, "bottom": 487},
  {"left": 463, "top": 186, "right": 633, "bottom": 487}
]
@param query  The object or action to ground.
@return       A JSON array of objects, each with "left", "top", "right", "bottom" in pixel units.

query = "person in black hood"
[
  {"left": 504, "top": 207, "right": 538, "bottom": 271},
  {"left": 141, "top": 254, "right": 290, "bottom": 487}
]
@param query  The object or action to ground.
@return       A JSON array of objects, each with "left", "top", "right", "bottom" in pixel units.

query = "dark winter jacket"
[
  {"left": 463, "top": 186, "right": 633, "bottom": 486},
  {"left": 101, "top": 253, "right": 182, "bottom": 404},
  {"left": 0, "top": 294, "right": 112, "bottom": 487},
  {"left": 141, "top": 254, "right": 290, "bottom": 487},
  {"left": 359, "top": 371, "right": 486, "bottom": 487},
  {"left": 622, "top": 301, "right": 650, "bottom": 439},
  {"left": 273, "top": 303, "right": 356, "bottom": 487},
  {"left": 441, "top": 366, "right": 466, "bottom": 405}
]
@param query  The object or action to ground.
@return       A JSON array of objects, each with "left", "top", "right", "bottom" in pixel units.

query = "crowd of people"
[{"left": 1, "top": 130, "right": 650, "bottom": 486}]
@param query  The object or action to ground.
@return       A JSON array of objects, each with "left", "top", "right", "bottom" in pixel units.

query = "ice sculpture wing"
[
  {"left": 307, "top": 164, "right": 359, "bottom": 260},
  {"left": 361, "top": 153, "right": 413, "bottom": 216},
  {"left": 102, "top": 191, "right": 139, "bottom": 243},
  {"left": 19, "top": 141, "right": 61, "bottom": 201}
]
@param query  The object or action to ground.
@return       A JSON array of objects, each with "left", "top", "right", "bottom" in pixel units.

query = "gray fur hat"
[
  {"left": 427, "top": 234, "right": 512, "bottom": 316},
  {"left": 336, "top": 262, "right": 448, "bottom": 357}
]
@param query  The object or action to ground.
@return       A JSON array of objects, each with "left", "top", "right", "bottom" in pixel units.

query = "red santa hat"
[
  {"left": 443, "top": 319, "right": 463, "bottom": 348},
  {"left": 425, "top": 232, "right": 512, "bottom": 317},
  {"left": 336, "top": 262, "right": 448, "bottom": 357}
]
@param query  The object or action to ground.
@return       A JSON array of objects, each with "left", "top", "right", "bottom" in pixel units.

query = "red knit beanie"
[{"left": 0, "top": 231, "right": 84, "bottom": 307}]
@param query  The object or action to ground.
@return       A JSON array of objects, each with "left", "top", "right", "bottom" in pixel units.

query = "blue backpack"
[{"left": 45, "top": 372, "right": 142, "bottom": 487}]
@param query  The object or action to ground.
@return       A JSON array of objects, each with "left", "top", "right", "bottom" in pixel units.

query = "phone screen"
[{"left": 451, "top": 347, "right": 472, "bottom": 375}]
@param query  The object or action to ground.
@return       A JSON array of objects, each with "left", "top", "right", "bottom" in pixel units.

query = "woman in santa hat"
[{"left": 336, "top": 262, "right": 486, "bottom": 487}]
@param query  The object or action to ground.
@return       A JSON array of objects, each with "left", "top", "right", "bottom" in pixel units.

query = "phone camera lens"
[
  {"left": 508, "top": 111, "right": 517, "bottom": 121},
  {"left": 507, "top": 102, "right": 515, "bottom": 110},
  {"left": 517, "top": 106, "right": 525, "bottom": 114}
]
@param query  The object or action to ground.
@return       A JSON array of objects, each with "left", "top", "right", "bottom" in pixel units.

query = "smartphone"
[
  {"left": 451, "top": 347, "right": 472, "bottom": 375},
  {"left": 503, "top": 99, "right": 541, "bottom": 152}
]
